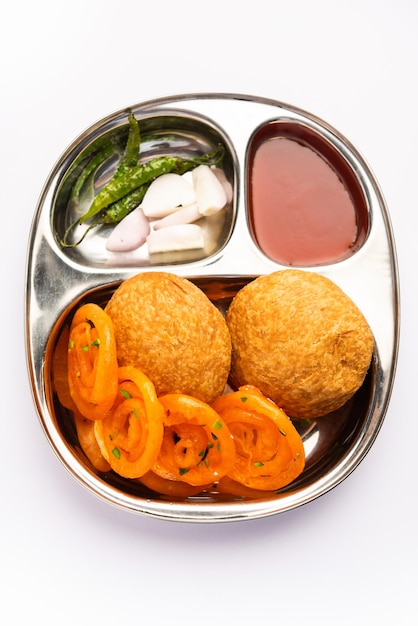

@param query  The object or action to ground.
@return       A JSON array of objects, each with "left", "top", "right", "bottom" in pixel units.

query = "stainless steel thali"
[{"left": 25, "top": 93, "right": 399, "bottom": 522}]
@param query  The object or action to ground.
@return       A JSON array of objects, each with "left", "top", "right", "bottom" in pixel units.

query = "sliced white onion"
[
  {"left": 147, "top": 224, "right": 204, "bottom": 254},
  {"left": 140, "top": 173, "right": 196, "bottom": 219},
  {"left": 152, "top": 203, "right": 201, "bottom": 230},
  {"left": 182, "top": 170, "right": 194, "bottom": 185},
  {"left": 192, "top": 164, "right": 227, "bottom": 216},
  {"left": 106, "top": 207, "right": 150, "bottom": 252},
  {"left": 212, "top": 167, "right": 233, "bottom": 204}
]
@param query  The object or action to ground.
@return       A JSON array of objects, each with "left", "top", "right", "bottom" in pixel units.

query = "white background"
[{"left": 2, "top": 1, "right": 416, "bottom": 624}]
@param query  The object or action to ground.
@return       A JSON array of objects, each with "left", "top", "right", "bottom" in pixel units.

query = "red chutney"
[{"left": 249, "top": 136, "right": 365, "bottom": 266}]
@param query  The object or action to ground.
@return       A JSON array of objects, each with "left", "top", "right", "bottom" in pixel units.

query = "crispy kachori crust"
[
  {"left": 226, "top": 269, "right": 374, "bottom": 419},
  {"left": 105, "top": 272, "right": 231, "bottom": 403}
]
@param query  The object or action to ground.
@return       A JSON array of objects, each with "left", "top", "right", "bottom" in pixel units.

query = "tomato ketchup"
[{"left": 248, "top": 128, "right": 368, "bottom": 266}]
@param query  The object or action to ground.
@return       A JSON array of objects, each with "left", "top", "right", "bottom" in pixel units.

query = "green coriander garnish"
[
  {"left": 112, "top": 447, "right": 121, "bottom": 459},
  {"left": 119, "top": 388, "right": 131, "bottom": 399},
  {"left": 212, "top": 418, "right": 223, "bottom": 430}
]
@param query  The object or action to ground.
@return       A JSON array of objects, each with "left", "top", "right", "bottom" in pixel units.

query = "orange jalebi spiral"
[
  {"left": 67, "top": 303, "right": 118, "bottom": 420},
  {"left": 94, "top": 366, "right": 164, "bottom": 479},
  {"left": 211, "top": 385, "right": 305, "bottom": 491},
  {"left": 152, "top": 393, "right": 236, "bottom": 487}
]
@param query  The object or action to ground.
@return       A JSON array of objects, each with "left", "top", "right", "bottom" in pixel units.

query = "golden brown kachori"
[
  {"left": 226, "top": 269, "right": 374, "bottom": 418},
  {"left": 105, "top": 272, "right": 231, "bottom": 403}
]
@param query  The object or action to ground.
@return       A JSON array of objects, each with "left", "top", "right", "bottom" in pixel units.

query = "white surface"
[{"left": 2, "top": 1, "right": 416, "bottom": 624}]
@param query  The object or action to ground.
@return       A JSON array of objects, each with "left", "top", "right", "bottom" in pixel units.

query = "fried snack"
[
  {"left": 94, "top": 366, "right": 164, "bottom": 479},
  {"left": 212, "top": 385, "right": 305, "bottom": 491},
  {"left": 67, "top": 303, "right": 119, "bottom": 420},
  {"left": 226, "top": 269, "right": 374, "bottom": 419},
  {"left": 152, "top": 393, "right": 236, "bottom": 486},
  {"left": 105, "top": 272, "right": 231, "bottom": 403},
  {"left": 73, "top": 410, "right": 111, "bottom": 473}
]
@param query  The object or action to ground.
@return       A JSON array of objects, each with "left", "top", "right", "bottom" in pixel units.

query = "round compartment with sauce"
[{"left": 247, "top": 121, "right": 369, "bottom": 267}]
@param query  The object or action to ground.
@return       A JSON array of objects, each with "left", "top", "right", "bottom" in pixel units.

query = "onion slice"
[
  {"left": 192, "top": 165, "right": 227, "bottom": 216},
  {"left": 152, "top": 203, "right": 201, "bottom": 230},
  {"left": 106, "top": 208, "right": 150, "bottom": 252},
  {"left": 147, "top": 224, "right": 204, "bottom": 254},
  {"left": 140, "top": 173, "right": 196, "bottom": 219}
]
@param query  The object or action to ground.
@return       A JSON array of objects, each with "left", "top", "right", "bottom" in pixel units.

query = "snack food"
[
  {"left": 151, "top": 393, "right": 236, "bottom": 486},
  {"left": 211, "top": 385, "right": 305, "bottom": 491},
  {"left": 226, "top": 269, "right": 374, "bottom": 418},
  {"left": 105, "top": 272, "right": 231, "bottom": 403},
  {"left": 94, "top": 365, "right": 164, "bottom": 479},
  {"left": 67, "top": 303, "right": 119, "bottom": 420}
]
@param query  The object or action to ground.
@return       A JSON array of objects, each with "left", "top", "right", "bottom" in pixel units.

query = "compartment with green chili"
[{"left": 53, "top": 111, "right": 236, "bottom": 268}]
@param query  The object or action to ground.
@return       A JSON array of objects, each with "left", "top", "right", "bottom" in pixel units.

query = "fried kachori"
[
  {"left": 226, "top": 269, "right": 374, "bottom": 418},
  {"left": 105, "top": 272, "right": 231, "bottom": 402}
]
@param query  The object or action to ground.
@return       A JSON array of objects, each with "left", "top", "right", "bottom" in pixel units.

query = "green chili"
[
  {"left": 59, "top": 183, "right": 150, "bottom": 247},
  {"left": 59, "top": 128, "right": 225, "bottom": 249},
  {"left": 80, "top": 147, "right": 223, "bottom": 225},
  {"left": 68, "top": 144, "right": 114, "bottom": 209},
  {"left": 99, "top": 184, "right": 150, "bottom": 224},
  {"left": 113, "top": 111, "right": 140, "bottom": 178}
]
